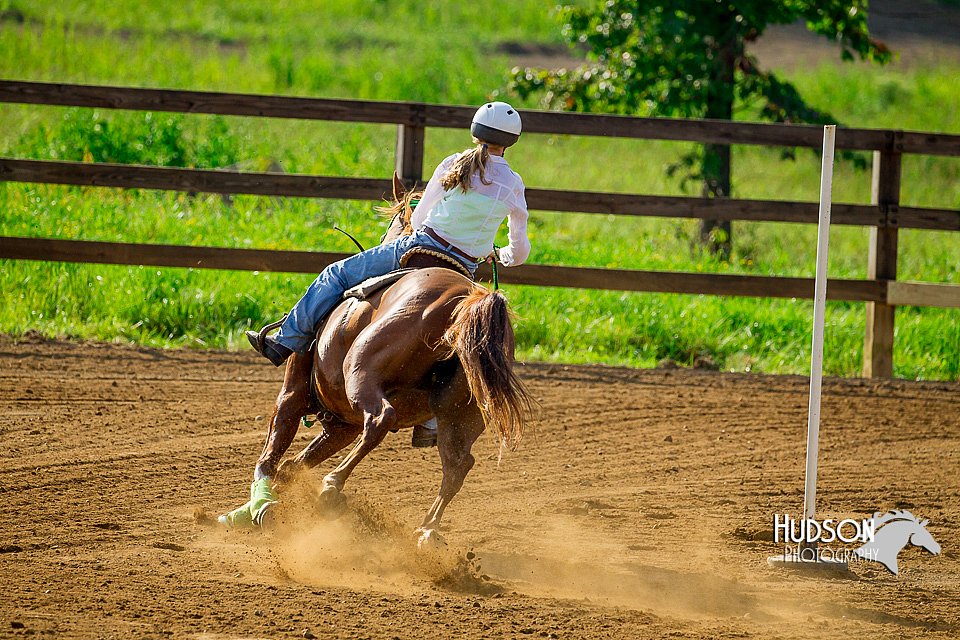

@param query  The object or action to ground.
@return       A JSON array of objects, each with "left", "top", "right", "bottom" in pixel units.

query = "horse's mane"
[
  {"left": 376, "top": 189, "right": 424, "bottom": 227},
  {"left": 872, "top": 509, "right": 922, "bottom": 528}
]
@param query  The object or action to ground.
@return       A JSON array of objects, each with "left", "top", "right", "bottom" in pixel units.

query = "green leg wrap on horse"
[{"left": 218, "top": 477, "right": 278, "bottom": 529}]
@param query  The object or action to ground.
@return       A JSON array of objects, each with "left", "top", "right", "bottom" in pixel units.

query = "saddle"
[
  {"left": 342, "top": 247, "right": 474, "bottom": 302},
  {"left": 399, "top": 246, "right": 474, "bottom": 280}
]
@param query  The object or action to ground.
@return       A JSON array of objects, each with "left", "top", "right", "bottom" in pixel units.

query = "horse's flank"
[{"left": 311, "top": 268, "right": 471, "bottom": 428}]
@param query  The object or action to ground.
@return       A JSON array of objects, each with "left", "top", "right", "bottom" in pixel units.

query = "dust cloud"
[{"left": 223, "top": 481, "right": 500, "bottom": 597}]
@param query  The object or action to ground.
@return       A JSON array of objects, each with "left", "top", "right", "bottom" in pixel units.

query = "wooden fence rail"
[
  {"left": 4, "top": 81, "right": 960, "bottom": 155},
  {"left": 2, "top": 158, "right": 957, "bottom": 231},
  {"left": 1, "top": 80, "right": 959, "bottom": 377},
  {"left": 0, "top": 235, "right": 894, "bottom": 302}
]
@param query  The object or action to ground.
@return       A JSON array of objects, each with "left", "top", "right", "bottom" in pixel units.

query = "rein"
[{"left": 334, "top": 226, "right": 365, "bottom": 252}]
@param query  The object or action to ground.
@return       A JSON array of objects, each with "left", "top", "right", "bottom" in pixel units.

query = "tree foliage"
[
  {"left": 506, "top": 1, "right": 892, "bottom": 253},
  {"left": 509, "top": 1, "right": 890, "bottom": 123}
]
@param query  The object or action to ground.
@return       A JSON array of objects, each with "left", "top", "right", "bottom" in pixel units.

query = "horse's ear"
[
  {"left": 392, "top": 171, "right": 407, "bottom": 203},
  {"left": 920, "top": 519, "right": 929, "bottom": 527}
]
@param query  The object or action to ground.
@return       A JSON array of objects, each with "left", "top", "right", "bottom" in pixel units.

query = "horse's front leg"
[
  {"left": 254, "top": 350, "right": 314, "bottom": 480},
  {"left": 277, "top": 417, "right": 362, "bottom": 483},
  {"left": 219, "top": 351, "right": 312, "bottom": 528},
  {"left": 417, "top": 380, "right": 486, "bottom": 549}
]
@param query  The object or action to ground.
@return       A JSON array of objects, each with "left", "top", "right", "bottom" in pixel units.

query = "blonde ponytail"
[{"left": 440, "top": 143, "right": 492, "bottom": 193}]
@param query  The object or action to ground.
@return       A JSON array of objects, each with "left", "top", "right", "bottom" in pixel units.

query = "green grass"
[{"left": 0, "top": 1, "right": 958, "bottom": 380}]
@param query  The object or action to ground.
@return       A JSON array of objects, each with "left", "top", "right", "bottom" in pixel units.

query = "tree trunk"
[
  {"left": 699, "top": 12, "right": 739, "bottom": 259},
  {"left": 699, "top": 143, "right": 731, "bottom": 258}
]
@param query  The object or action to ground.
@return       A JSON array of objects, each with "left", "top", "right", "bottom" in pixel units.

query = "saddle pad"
[{"left": 343, "top": 268, "right": 416, "bottom": 301}]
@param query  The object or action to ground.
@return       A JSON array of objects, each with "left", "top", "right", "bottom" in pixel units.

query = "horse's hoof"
[
  {"left": 316, "top": 486, "right": 346, "bottom": 516},
  {"left": 218, "top": 478, "right": 279, "bottom": 531},
  {"left": 416, "top": 528, "right": 447, "bottom": 551},
  {"left": 218, "top": 503, "right": 255, "bottom": 530},
  {"left": 253, "top": 501, "right": 278, "bottom": 530}
]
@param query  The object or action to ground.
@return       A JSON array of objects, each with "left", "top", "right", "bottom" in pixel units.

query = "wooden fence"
[{"left": 1, "top": 80, "right": 958, "bottom": 377}]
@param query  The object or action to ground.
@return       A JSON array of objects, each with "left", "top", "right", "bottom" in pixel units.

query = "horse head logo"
[{"left": 853, "top": 510, "right": 940, "bottom": 575}]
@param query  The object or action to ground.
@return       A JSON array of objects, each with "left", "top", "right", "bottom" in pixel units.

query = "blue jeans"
[{"left": 275, "top": 229, "right": 478, "bottom": 353}]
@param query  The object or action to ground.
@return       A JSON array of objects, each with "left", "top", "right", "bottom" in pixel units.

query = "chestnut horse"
[{"left": 243, "top": 175, "right": 534, "bottom": 545}]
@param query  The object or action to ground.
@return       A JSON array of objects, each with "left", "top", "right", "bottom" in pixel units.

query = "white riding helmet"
[{"left": 471, "top": 101, "right": 522, "bottom": 147}]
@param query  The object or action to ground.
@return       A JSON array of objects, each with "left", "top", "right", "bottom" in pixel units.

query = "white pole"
[{"left": 802, "top": 125, "right": 836, "bottom": 525}]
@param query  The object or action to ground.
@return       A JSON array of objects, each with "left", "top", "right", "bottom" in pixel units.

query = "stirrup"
[
  {"left": 254, "top": 314, "right": 288, "bottom": 354},
  {"left": 412, "top": 418, "right": 438, "bottom": 448}
]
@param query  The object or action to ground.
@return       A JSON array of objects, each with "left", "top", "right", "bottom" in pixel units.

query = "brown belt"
[{"left": 421, "top": 226, "right": 480, "bottom": 263}]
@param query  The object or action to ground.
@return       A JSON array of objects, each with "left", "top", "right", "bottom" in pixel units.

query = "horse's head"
[
  {"left": 855, "top": 510, "right": 940, "bottom": 575},
  {"left": 378, "top": 172, "right": 422, "bottom": 245},
  {"left": 909, "top": 519, "right": 941, "bottom": 556}
]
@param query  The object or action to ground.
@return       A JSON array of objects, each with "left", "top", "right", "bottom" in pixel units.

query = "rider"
[{"left": 247, "top": 101, "right": 530, "bottom": 365}]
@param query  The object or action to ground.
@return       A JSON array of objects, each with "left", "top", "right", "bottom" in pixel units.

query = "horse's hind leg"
[
  {"left": 219, "top": 351, "right": 311, "bottom": 528},
  {"left": 318, "top": 389, "right": 397, "bottom": 505},
  {"left": 417, "top": 372, "right": 486, "bottom": 546}
]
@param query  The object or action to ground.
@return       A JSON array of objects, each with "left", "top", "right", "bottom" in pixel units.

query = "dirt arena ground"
[{"left": 1, "top": 337, "right": 958, "bottom": 639}]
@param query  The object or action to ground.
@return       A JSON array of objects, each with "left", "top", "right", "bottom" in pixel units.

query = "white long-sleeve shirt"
[{"left": 411, "top": 152, "right": 531, "bottom": 267}]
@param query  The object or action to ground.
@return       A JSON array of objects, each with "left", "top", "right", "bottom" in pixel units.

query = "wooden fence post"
[
  {"left": 863, "top": 147, "right": 901, "bottom": 378},
  {"left": 395, "top": 123, "right": 425, "bottom": 186}
]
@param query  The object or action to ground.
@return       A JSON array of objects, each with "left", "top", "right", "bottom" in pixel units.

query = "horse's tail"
[{"left": 443, "top": 287, "right": 536, "bottom": 452}]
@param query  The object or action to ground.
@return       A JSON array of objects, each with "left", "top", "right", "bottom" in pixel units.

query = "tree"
[{"left": 507, "top": 1, "right": 891, "bottom": 257}]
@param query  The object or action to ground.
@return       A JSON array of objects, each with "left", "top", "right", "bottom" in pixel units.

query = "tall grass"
[{"left": 0, "top": 2, "right": 957, "bottom": 380}]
